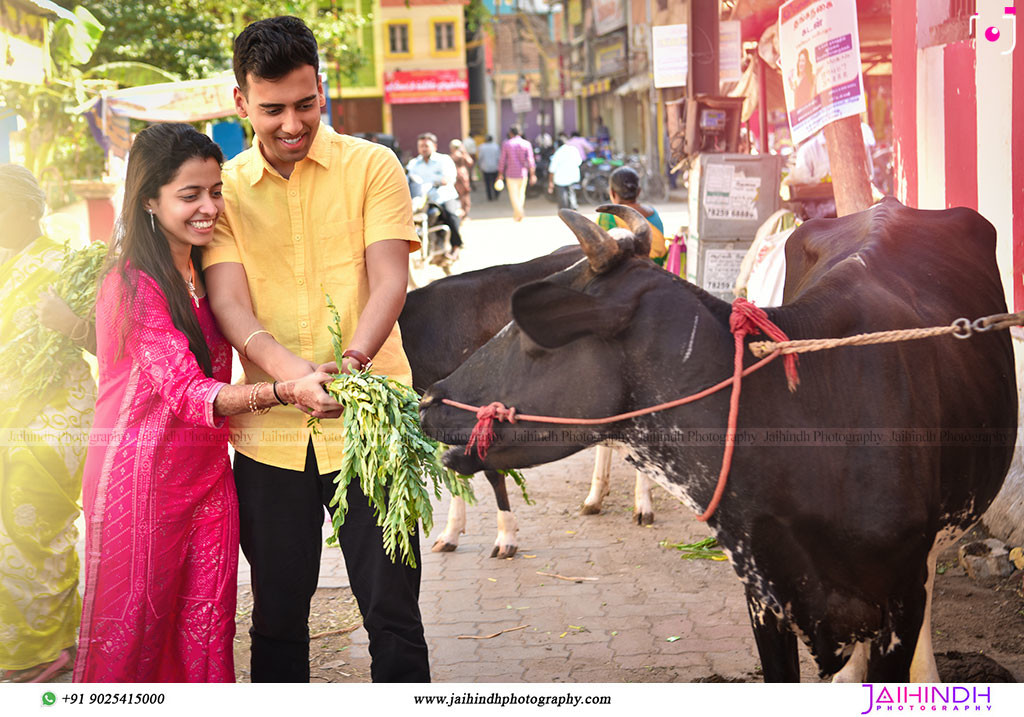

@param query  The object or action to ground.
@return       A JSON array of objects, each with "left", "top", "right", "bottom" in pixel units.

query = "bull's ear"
[{"left": 511, "top": 280, "right": 632, "bottom": 349}]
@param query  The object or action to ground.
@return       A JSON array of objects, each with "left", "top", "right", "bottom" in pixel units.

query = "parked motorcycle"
[
  {"left": 580, "top": 156, "right": 623, "bottom": 205},
  {"left": 408, "top": 174, "right": 454, "bottom": 286}
]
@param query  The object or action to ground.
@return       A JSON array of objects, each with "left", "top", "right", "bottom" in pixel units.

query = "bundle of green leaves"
[
  {"left": 310, "top": 294, "right": 475, "bottom": 568},
  {"left": 0, "top": 241, "right": 107, "bottom": 399}
]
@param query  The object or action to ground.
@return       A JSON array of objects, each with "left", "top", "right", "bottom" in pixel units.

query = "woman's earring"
[{"left": 148, "top": 210, "right": 155, "bottom": 232}]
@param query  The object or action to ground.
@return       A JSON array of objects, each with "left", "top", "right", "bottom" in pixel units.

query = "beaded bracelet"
[{"left": 248, "top": 381, "right": 271, "bottom": 415}]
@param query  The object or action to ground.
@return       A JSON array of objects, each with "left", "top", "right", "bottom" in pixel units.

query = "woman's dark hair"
[
  {"left": 109, "top": 123, "right": 223, "bottom": 377},
  {"left": 609, "top": 166, "right": 641, "bottom": 202},
  {"left": 233, "top": 16, "right": 319, "bottom": 95}
]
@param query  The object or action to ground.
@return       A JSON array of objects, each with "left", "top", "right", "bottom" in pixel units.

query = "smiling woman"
[{"left": 74, "top": 123, "right": 333, "bottom": 683}]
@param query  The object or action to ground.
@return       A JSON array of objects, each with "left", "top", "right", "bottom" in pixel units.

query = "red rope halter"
[{"left": 441, "top": 298, "right": 798, "bottom": 521}]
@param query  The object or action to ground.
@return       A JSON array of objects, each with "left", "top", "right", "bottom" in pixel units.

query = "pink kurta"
[{"left": 74, "top": 269, "right": 238, "bottom": 683}]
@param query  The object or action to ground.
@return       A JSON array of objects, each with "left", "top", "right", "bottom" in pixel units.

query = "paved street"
[{"left": 412, "top": 185, "right": 691, "bottom": 283}]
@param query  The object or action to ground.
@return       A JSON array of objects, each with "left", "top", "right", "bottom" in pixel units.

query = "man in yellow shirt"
[{"left": 203, "top": 16, "right": 427, "bottom": 682}]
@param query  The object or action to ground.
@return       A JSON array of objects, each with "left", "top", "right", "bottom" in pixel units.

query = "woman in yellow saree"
[{"left": 0, "top": 165, "right": 97, "bottom": 683}]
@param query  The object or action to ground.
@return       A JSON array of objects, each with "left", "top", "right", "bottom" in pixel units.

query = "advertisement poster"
[
  {"left": 719, "top": 20, "right": 743, "bottom": 85},
  {"left": 652, "top": 24, "right": 688, "bottom": 89},
  {"left": 778, "top": 0, "right": 866, "bottom": 144},
  {"left": 384, "top": 69, "right": 469, "bottom": 105},
  {"left": 591, "top": 0, "right": 626, "bottom": 36}
]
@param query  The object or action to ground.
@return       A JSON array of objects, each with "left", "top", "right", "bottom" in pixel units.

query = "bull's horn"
[
  {"left": 558, "top": 209, "right": 620, "bottom": 273},
  {"left": 595, "top": 203, "right": 652, "bottom": 257}
]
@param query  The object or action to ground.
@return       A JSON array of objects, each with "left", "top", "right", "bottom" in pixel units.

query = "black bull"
[{"left": 419, "top": 198, "right": 1017, "bottom": 682}]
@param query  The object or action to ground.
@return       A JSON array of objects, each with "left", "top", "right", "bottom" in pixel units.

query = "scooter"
[{"left": 408, "top": 174, "right": 454, "bottom": 285}]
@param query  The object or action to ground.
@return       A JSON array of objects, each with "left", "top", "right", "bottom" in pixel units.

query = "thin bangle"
[
  {"left": 242, "top": 329, "right": 272, "bottom": 360},
  {"left": 69, "top": 318, "right": 90, "bottom": 343},
  {"left": 272, "top": 380, "right": 288, "bottom": 406},
  {"left": 248, "top": 381, "right": 271, "bottom": 415}
]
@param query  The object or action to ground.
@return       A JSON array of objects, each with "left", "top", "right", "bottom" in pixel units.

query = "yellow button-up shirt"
[{"left": 204, "top": 125, "right": 419, "bottom": 472}]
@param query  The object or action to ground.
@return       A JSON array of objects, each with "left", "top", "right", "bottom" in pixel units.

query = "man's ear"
[
  {"left": 316, "top": 75, "right": 327, "bottom": 109},
  {"left": 233, "top": 86, "right": 248, "bottom": 119},
  {"left": 511, "top": 280, "right": 633, "bottom": 350}
]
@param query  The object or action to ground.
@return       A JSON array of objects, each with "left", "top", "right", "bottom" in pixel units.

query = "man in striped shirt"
[{"left": 497, "top": 126, "right": 535, "bottom": 222}]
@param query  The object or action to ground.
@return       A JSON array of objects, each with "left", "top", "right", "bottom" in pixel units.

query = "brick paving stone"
[
  {"left": 607, "top": 631, "right": 660, "bottom": 657},
  {"left": 425, "top": 622, "right": 486, "bottom": 638}
]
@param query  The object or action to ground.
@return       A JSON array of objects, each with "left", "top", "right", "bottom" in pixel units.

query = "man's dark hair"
[
  {"left": 485, "top": 135, "right": 493, "bottom": 142},
  {"left": 508, "top": 126, "right": 521, "bottom": 137},
  {"left": 233, "top": 16, "right": 319, "bottom": 95},
  {"left": 571, "top": 131, "right": 581, "bottom": 138},
  {"left": 417, "top": 132, "right": 438, "bottom": 144}
]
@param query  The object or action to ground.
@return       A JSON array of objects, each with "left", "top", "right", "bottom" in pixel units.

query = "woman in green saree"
[{"left": 0, "top": 165, "right": 97, "bottom": 682}]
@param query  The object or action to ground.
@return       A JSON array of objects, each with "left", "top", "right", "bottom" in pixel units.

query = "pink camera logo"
[{"left": 971, "top": 5, "right": 1017, "bottom": 55}]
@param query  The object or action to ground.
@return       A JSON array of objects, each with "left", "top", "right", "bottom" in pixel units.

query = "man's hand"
[{"left": 278, "top": 354, "right": 318, "bottom": 381}]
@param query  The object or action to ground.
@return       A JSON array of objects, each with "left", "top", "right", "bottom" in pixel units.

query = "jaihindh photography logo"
[{"left": 860, "top": 684, "right": 994, "bottom": 713}]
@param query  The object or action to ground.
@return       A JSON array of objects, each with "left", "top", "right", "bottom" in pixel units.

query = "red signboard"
[{"left": 384, "top": 69, "right": 469, "bottom": 104}]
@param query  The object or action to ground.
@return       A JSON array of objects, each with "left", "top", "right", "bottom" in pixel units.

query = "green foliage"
[
  {"left": 0, "top": 241, "right": 107, "bottom": 398},
  {"left": 464, "top": 0, "right": 493, "bottom": 35},
  {"left": 660, "top": 536, "right": 728, "bottom": 561},
  {"left": 310, "top": 293, "right": 474, "bottom": 567},
  {"left": 505, "top": 468, "right": 533, "bottom": 505},
  {"left": 81, "top": 1, "right": 368, "bottom": 84}
]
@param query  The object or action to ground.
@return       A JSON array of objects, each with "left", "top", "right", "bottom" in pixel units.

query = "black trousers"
[
  {"left": 439, "top": 198, "right": 463, "bottom": 248},
  {"left": 234, "top": 443, "right": 430, "bottom": 682},
  {"left": 482, "top": 171, "right": 499, "bottom": 200}
]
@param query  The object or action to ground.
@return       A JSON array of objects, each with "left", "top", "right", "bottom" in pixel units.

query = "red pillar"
[{"left": 890, "top": 0, "right": 918, "bottom": 208}]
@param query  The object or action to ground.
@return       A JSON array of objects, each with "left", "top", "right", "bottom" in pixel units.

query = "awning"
[
  {"left": 72, "top": 73, "right": 238, "bottom": 123},
  {"left": 614, "top": 73, "right": 652, "bottom": 97},
  {"left": 14, "top": 0, "right": 76, "bottom": 21}
]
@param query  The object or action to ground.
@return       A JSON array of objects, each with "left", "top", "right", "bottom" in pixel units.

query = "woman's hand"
[
  {"left": 36, "top": 287, "right": 80, "bottom": 335},
  {"left": 284, "top": 369, "right": 342, "bottom": 419}
]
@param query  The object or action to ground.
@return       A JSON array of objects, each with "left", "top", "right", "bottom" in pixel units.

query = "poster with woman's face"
[{"left": 779, "top": 0, "right": 867, "bottom": 144}]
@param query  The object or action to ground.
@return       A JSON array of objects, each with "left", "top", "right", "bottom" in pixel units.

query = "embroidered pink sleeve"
[{"left": 123, "top": 273, "right": 227, "bottom": 428}]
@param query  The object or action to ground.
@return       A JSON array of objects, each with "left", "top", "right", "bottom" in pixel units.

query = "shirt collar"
[{"left": 248, "top": 123, "right": 332, "bottom": 186}]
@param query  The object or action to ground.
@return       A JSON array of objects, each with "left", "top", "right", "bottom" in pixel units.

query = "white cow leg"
[
  {"left": 909, "top": 544, "right": 942, "bottom": 682},
  {"left": 832, "top": 641, "right": 870, "bottom": 682},
  {"left": 633, "top": 471, "right": 654, "bottom": 525},
  {"left": 582, "top": 445, "right": 612, "bottom": 515},
  {"left": 491, "top": 510, "right": 519, "bottom": 558},
  {"left": 431, "top": 496, "right": 466, "bottom": 553}
]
